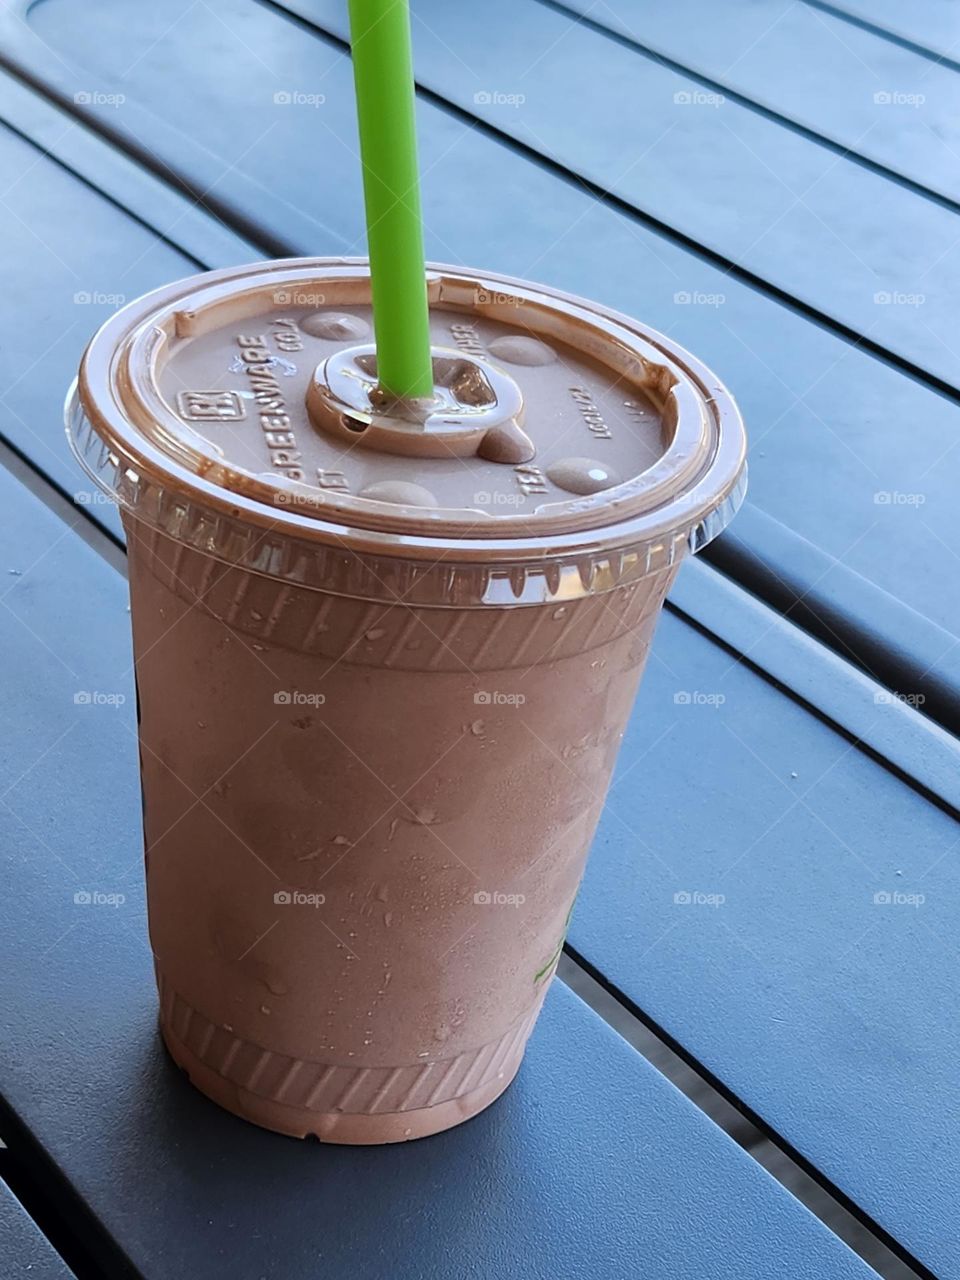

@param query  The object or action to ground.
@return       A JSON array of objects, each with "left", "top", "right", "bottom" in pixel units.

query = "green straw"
[{"left": 348, "top": 0, "right": 434, "bottom": 400}]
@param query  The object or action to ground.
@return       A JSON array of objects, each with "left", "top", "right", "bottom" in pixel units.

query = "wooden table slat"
[
  {"left": 541, "top": 0, "right": 960, "bottom": 205},
  {"left": 0, "top": 1182, "right": 75, "bottom": 1278},
  {"left": 0, "top": 118, "right": 196, "bottom": 542},
  {"left": 814, "top": 0, "right": 960, "bottom": 63}
]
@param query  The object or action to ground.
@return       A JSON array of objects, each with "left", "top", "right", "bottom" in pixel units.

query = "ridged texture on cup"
[
  {"left": 128, "top": 520, "right": 675, "bottom": 672},
  {"left": 159, "top": 971, "right": 545, "bottom": 1142}
]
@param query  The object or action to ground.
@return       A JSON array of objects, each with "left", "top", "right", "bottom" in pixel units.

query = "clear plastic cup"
[{"left": 68, "top": 259, "right": 746, "bottom": 1141}]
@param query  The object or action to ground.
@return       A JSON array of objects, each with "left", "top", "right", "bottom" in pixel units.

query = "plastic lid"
[{"left": 70, "top": 259, "right": 746, "bottom": 572}]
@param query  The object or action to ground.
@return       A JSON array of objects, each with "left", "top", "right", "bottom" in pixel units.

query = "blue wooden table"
[{"left": 0, "top": 3, "right": 956, "bottom": 1277}]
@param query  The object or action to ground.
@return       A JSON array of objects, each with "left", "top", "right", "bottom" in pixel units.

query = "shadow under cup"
[{"left": 68, "top": 258, "right": 746, "bottom": 1142}]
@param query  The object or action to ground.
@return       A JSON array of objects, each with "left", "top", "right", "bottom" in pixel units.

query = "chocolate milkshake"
[{"left": 68, "top": 259, "right": 746, "bottom": 1142}]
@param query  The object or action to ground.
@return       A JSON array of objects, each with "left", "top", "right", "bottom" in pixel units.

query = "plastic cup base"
[{"left": 158, "top": 1012, "right": 528, "bottom": 1144}]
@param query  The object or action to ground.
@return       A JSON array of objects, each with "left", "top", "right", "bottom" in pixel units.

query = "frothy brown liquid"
[{"left": 129, "top": 520, "right": 676, "bottom": 1141}]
